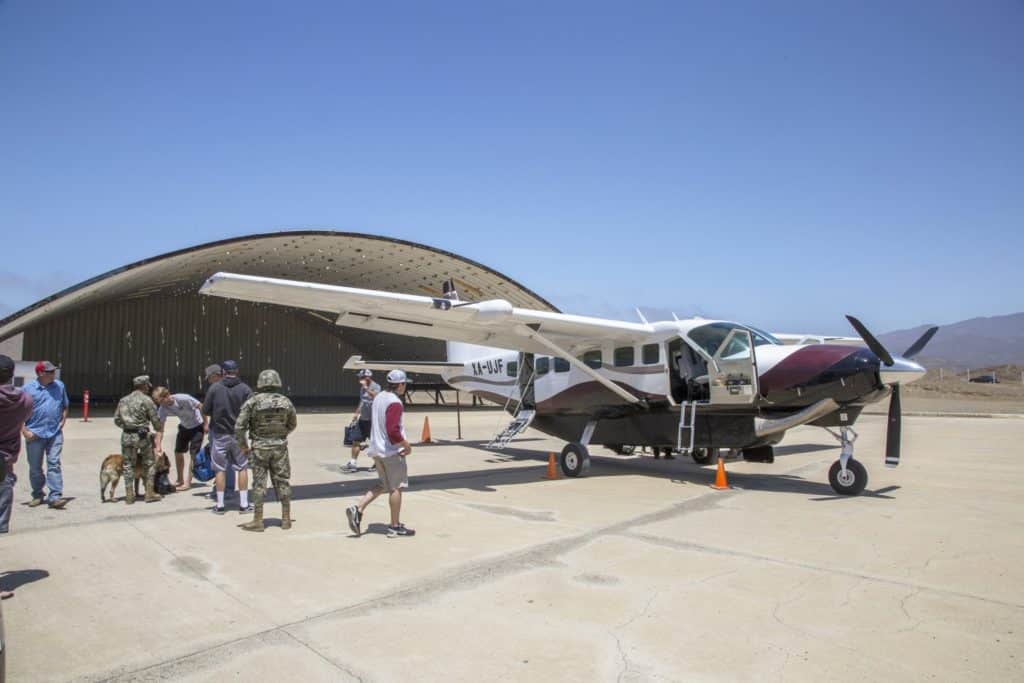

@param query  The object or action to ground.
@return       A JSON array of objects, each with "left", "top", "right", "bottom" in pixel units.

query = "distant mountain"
[{"left": 879, "top": 312, "right": 1024, "bottom": 369}]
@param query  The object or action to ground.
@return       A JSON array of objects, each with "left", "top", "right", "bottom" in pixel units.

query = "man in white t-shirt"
[
  {"left": 345, "top": 369, "right": 413, "bottom": 538},
  {"left": 152, "top": 386, "right": 208, "bottom": 491}
]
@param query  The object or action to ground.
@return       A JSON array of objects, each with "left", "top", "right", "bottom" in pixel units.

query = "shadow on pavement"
[
  {"left": 285, "top": 439, "right": 890, "bottom": 502},
  {"left": 0, "top": 569, "right": 50, "bottom": 592}
]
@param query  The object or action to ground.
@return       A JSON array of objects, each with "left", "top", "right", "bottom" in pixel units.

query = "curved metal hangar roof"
[{"left": 0, "top": 231, "right": 558, "bottom": 339}]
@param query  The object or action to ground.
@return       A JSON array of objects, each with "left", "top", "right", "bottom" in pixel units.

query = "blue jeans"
[
  {"left": 25, "top": 432, "right": 63, "bottom": 502},
  {"left": 0, "top": 464, "right": 14, "bottom": 533}
]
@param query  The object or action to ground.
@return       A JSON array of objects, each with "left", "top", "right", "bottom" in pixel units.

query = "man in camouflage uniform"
[
  {"left": 235, "top": 369, "right": 297, "bottom": 532},
  {"left": 113, "top": 375, "right": 162, "bottom": 504}
]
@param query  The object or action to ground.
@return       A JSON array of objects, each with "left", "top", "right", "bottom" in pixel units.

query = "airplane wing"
[
  {"left": 200, "top": 272, "right": 654, "bottom": 356},
  {"left": 343, "top": 355, "right": 462, "bottom": 376}
]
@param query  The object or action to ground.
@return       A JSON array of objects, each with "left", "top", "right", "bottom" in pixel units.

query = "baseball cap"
[
  {"left": 386, "top": 369, "right": 408, "bottom": 384},
  {"left": 133, "top": 374, "right": 152, "bottom": 387},
  {"left": 204, "top": 364, "right": 223, "bottom": 378},
  {"left": 35, "top": 360, "right": 57, "bottom": 374},
  {"left": 221, "top": 360, "right": 239, "bottom": 372},
  {"left": 357, "top": 369, "right": 373, "bottom": 378},
  {"left": 0, "top": 355, "right": 14, "bottom": 377}
]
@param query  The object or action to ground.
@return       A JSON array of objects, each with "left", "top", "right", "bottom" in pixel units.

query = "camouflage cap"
[
  {"left": 256, "top": 368, "right": 282, "bottom": 390},
  {"left": 133, "top": 374, "right": 151, "bottom": 387}
]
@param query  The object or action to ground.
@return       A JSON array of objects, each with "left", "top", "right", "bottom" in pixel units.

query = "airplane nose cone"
[{"left": 879, "top": 356, "right": 926, "bottom": 385}]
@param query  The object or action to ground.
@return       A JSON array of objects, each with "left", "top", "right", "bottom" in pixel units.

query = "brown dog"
[{"left": 99, "top": 453, "right": 172, "bottom": 502}]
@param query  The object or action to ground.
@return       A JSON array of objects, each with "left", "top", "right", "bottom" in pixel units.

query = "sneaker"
[
  {"left": 239, "top": 503, "right": 254, "bottom": 514},
  {"left": 386, "top": 524, "right": 412, "bottom": 538},
  {"left": 48, "top": 498, "right": 68, "bottom": 510},
  {"left": 345, "top": 505, "right": 361, "bottom": 536},
  {"left": 28, "top": 498, "right": 44, "bottom": 508},
  {"left": 343, "top": 459, "right": 358, "bottom": 472},
  {"left": 212, "top": 506, "right": 226, "bottom": 515}
]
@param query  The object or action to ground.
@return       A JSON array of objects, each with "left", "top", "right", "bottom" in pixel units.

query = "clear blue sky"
[{"left": 1, "top": 1, "right": 1021, "bottom": 335}]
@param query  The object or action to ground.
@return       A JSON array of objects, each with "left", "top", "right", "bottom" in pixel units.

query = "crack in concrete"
[
  {"left": 895, "top": 588, "right": 924, "bottom": 634},
  {"left": 618, "top": 531, "right": 1024, "bottom": 610},
  {"left": 97, "top": 487, "right": 732, "bottom": 681}
]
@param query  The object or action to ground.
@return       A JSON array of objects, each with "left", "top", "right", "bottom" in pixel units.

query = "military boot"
[
  {"left": 124, "top": 480, "right": 136, "bottom": 505},
  {"left": 240, "top": 504, "right": 264, "bottom": 532},
  {"left": 280, "top": 498, "right": 292, "bottom": 530},
  {"left": 144, "top": 479, "right": 163, "bottom": 503}
]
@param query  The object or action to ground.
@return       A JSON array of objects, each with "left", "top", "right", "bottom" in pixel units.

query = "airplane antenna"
[
  {"left": 672, "top": 312, "right": 680, "bottom": 321},
  {"left": 635, "top": 308, "right": 649, "bottom": 324}
]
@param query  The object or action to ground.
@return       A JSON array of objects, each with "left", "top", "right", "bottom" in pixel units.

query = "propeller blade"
[
  {"left": 845, "top": 315, "right": 895, "bottom": 366},
  {"left": 885, "top": 384, "right": 901, "bottom": 467},
  {"left": 903, "top": 326, "right": 939, "bottom": 359}
]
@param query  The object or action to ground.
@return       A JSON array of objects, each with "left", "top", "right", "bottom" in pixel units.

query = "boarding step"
[
  {"left": 676, "top": 401, "right": 708, "bottom": 453},
  {"left": 487, "top": 409, "right": 536, "bottom": 450}
]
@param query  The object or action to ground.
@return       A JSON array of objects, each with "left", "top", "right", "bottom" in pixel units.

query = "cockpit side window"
[{"left": 687, "top": 323, "right": 733, "bottom": 357}]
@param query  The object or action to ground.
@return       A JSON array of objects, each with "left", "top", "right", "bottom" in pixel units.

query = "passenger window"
[
  {"left": 506, "top": 361, "right": 518, "bottom": 377},
  {"left": 554, "top": 357, "right": 570, "bottom": 373},
  {"left": 642, "top": 343, "right": 660, "bottom": 365},
  {"left": 580, "top": 350, "right": 602, "bottom": 369},
  {"left": 536, "top": 356, "right": 550, "bottom": 376},
  {"left": 613, "top": 346, "right": 635, "bottom": 367}
]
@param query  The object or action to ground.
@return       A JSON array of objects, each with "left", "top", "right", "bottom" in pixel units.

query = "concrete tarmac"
[{"left": 1, "top": 408, "right": 1022, "bottom": 681}]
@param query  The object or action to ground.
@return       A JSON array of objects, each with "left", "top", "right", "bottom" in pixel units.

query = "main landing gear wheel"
[
  {"left": 691, "top": 448, "right": 715, "bottom": 465},
  {"left": 560, "top": 443, "right": 591, "bottom": 477},
  {"left": 828, "top": 459, "right": 868, "bottom": 496}
]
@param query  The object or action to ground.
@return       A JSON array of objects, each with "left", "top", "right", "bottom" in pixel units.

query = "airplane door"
[
  {"left": 518, "top": 353, "right": 536, "bottom": 409},
  {"left": 708, "top": 330, "right": 758, "bottom": 404}
]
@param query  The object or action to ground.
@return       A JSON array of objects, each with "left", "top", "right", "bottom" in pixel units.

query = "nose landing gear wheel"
[
  {"left": 828, "top": 458, "right": 868, "bottom": 495},
  {"left": 560, "top": 443, "right": 591, "bottom": 477}
]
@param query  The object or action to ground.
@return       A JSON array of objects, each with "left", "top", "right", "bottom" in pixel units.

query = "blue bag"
[
  {"left": 192, "top": 444, "right": 215, "bottom": 482},
  {"left": 343, "top": 422, "right": 363, "bottom": 446}
]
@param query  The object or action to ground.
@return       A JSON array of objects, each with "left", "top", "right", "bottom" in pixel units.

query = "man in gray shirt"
[
  {"left": 152, "top": 386, "right": 208, "bottom": 491},
  {"left": 345, "top": 369, "right": 380, "bottom": 472}
]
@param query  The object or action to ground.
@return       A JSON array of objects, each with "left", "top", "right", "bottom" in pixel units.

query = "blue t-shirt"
[{"left": 23, "top": 379, "right": 69, "bottom": 439}]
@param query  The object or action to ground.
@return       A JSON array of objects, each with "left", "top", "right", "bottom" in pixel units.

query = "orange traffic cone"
[
  {"left": 544, "top": 453, "right": 560, "bottom": 480},
  {"left": 711, "top": 456, "right": 730, "bottom": 490},
  {"left": 418, "top": 416, "right": 435, "bottom": 445}
]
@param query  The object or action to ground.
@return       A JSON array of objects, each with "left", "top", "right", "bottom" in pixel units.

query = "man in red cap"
[{"left": 21, "top": 360, "right": 69, "bottom": 509}]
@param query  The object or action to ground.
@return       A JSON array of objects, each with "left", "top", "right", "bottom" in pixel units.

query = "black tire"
[
  {"left": 691, "top": 448, "right": 715, "bottom": 465},
  {"left": 828, "top": 459, "right": 868, "bottom": 496},
  {"left": 560, "top": 443, "right": 591, "bottom": 477}
]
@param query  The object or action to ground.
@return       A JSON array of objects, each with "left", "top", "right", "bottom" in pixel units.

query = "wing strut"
[{"left": 515, "top": 325, "right": 642, "bottom": 405}]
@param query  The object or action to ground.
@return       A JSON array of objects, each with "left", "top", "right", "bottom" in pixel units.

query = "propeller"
[
  {"left": 844, "top": 316, "right": 939, "bottom": 469},
  {"left": 902, "top": 326, "right": 939, "bottom": 359},
  {"left": 845, "top": 315, "right": 894, "bottom": 366},
  {"left": 886, "top": 384, "right": 901, "bottom": 467},
  {"left": 842, "top": 317, "right": 941, "bottom": 469}
]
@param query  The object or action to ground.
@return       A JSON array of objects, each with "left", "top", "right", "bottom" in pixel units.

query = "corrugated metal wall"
[{"left": 22, "top": 294, "right": 445, "bottom": 401}]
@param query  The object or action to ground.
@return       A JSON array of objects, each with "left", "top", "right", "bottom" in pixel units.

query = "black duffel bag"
[{"left": 343, "top": 421, "right": 363, "bottom": 446}]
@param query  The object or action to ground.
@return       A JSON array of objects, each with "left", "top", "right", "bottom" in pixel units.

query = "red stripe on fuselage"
[{"left": 758, "top": 345, "right": 860, "bottom": 395}]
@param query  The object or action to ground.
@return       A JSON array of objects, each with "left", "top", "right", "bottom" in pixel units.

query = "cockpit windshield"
[{"left": 687, "top": 322, "right": 781, "bottom": 357}]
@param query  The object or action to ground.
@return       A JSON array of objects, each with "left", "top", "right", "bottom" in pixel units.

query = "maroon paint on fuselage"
[{"left": 758, "top": 345, "right": 860, "bottom": 395}]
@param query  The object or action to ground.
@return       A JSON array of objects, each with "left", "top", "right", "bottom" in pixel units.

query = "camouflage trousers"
[
  {"left": 121, "top": 432, "right": 155, "bottom": 489},
  {"left": 251, "top": 446, "right": 291, "bottom": 506}
]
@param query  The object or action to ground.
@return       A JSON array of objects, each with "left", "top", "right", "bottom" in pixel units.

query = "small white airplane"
[{"left": 199, "top": 273, "right": 938, "bottom": 496}]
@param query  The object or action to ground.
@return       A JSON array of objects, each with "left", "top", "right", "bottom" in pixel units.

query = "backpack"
[{"left": 192, "top": 444, "right": 215, "bottom": 482}]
